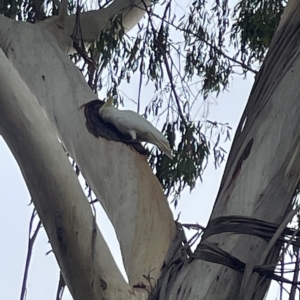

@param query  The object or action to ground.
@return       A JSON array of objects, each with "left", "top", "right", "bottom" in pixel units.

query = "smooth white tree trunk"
[
  {"left": 155, "top": 0, "right": 300, "bottom": 298},
  {"left": 0, "top": 0, "right": 175, "bottom": 296},
  {"left": 0, "top": 49, "right": 148, "bottom": 299}
]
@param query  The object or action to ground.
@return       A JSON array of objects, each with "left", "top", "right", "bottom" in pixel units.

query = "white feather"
[{"left": 99, "top": 100, "right": 172, "bottom": 159}]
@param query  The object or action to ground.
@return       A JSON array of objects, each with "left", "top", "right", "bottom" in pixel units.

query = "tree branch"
[
  {"left": 55, "top": 272, "right": 66, "bottom": 300},
  {"left": 0, "top": 48, "right": 147, "bottom": 299},
  {"left": 0, "top": 11, "right": 175, "bottom": 289},
  {"left": 148, "top": 10, "right": 258, "bottom": 75},
  {"left": 63, "top": 0, "right": 152, "bottom": 51},
  {"left": 153, "top": 2, "right": 300, "bottom": 298}
]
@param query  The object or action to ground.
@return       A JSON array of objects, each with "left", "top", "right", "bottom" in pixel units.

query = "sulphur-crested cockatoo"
[{"left": 99, "top": 97, "right": 172, "bottom": 158}]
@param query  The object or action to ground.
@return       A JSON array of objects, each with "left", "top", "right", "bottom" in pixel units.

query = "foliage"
[
  {"left": 0, "top": 0, "right": 76, "bottom": 22},
  {"left": 230, "top": 0, "right": 286, "bottom": 64},
  {"left": 0, "top": 0, "right": 286, "bottom": 202},
  {"left": 75, "top": 0, "right": 284, "bottom": 202}
]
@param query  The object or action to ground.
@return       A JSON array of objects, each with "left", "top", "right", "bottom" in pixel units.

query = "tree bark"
[
  {"left": 155, "top": 0, "right": 300, "bottom": 298},
  {"left": 0, "top": 49, "right": 148, "bottom": 299},
  {"left": 2, "top": 0, "right": 298, "bottom": 299},
  {"left": 0, "top": 0, "right": 175, "bottom": 295}
]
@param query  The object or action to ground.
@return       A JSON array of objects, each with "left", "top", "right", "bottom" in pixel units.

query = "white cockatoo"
[{"left": 99, "top": 97, "right": 172, "bottom": 159}]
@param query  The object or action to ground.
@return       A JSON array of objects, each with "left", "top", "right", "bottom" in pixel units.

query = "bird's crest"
[{"left": 101, "top": 96, "right": 115, "bottom": 109}]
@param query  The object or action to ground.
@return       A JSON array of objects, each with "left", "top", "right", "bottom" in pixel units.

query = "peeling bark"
[{"left": 154, "top": 1, "right": 300, "bottom": 298}]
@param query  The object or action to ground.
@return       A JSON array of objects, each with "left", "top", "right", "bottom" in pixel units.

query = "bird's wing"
[
  {"left": 117, "top": 111, "right": 172, "bottom": 158},
  {"left": 100, "top": 109, "right": 138, "bottom": 135},
  {"left": 118, "top": 111, "right": 166, "bottom": 138},
  {"left": 100, "top": 108, "right": 172, "bottom": 158}
]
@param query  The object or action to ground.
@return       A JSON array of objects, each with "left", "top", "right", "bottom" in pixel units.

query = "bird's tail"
[{"left": 147, "top": 133, "right": 172, "bottom": 159}]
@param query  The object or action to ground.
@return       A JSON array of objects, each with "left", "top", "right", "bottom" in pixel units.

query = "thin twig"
[
  {"left": 71, "top": 3, "right": 97, "bottom": 68},
  {"left": 261, "top": 206, "right": 300, "bottom": 264},
  {"left": 162, "top": 51, "right": 186, "bottom": 125},
  {"left": 280, "top": 253, "right": 284, "bottom": 300},
  {"left": 289, "top": 250, "right": 299, "bottom": 300},
  {"left": 55, "top": 272, "right": 66, "bottom": 300},
  {"left": 147, "top": 1, "right": 187, "bottom": 126},
  {"left": 181, "top": 223, "right": 206, "bottom": 231},
  {"left": 244, "top": 206, "right": 300, "bottom": 300},
  {"left": 20, "top": 209, "right": 42, "bottom": 300},
  {"left": 137, "top": 54, "right": 144, "bottom": 114},
  {"left": 99, "top": 0, "right": 113, "bottom": 9},
  {"left": 139, "top": 1, "right": 257, "bottom": 74}
]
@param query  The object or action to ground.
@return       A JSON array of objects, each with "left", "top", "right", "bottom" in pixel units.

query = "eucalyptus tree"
[{"left": 1, "top": 0, "right": 298, "bottom": 299}]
